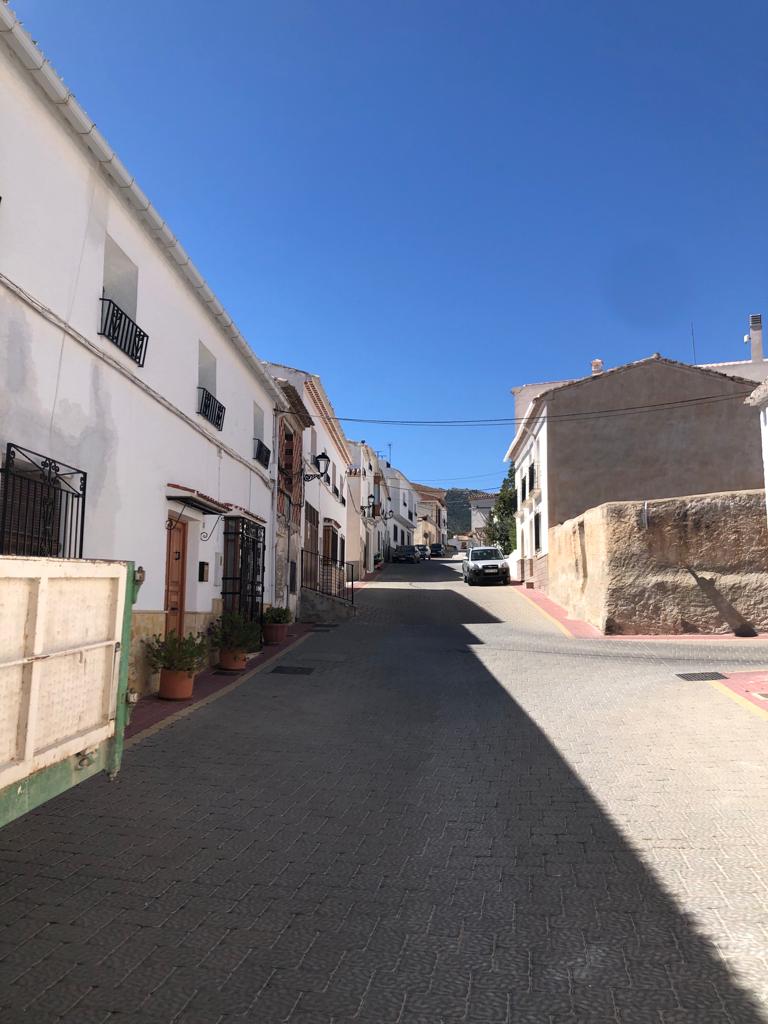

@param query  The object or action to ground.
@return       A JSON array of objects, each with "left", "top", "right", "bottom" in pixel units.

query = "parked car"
[
  {"left": 430, "top": 543, "right": 446, "bottom": 558},
  {"left": 393, "top": 545, "right": 420, "bottom": 564},
  {"left": 415, "top": 544, "right": 431, "bottom": 560},
  {"left": 462, "top": 546, "right": 510, "bottom": 586}
]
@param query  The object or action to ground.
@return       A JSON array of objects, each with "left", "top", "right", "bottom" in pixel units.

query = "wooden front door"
[
  {"left": 304, "top": 503, "right": 319, "bottom": 554},
  {"left": 164, "top": 520, "right": 187, "bottom": 635},
  {"left": 323, "top": 524, "right": 338, "bottom": 562}
]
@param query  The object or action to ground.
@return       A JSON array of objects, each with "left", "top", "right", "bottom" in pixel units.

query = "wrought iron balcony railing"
[
  {"left": 253, "top": 438, "right": 271, "bottom": 469},
  {"left": 98, "top": 298, "right": 149, "bottom": 366},
  {"left": 197, "top": 387, "right": 225, "bottom": 431},
  {"left": 301, "top": 549, "right": 354, "bottom": 605}
]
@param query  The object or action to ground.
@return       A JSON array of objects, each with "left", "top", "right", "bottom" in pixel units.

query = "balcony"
[
  {"left": 98, "top": 298, "right": 148, "bottom": 366},
  {"left": 253, "top": 438, "right": 271, "bottom": 469},
  {"left": 197, "top": 387, "right": 225, "bottom": 431}
]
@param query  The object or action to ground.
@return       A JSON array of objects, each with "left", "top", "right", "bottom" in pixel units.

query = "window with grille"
[{"left": 0, "top": 444, "right": 86, "bottom": 559}]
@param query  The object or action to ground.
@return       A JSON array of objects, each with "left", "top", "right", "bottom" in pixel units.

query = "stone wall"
[
  {"left": 520, "top": 554, "right": 549, "bottom": 590},
  {"left": 299, "top": 587, "right": 357, "bottom": 625},
  {"left": 548, "top": 490, "right": 768, "bottom": 635},
  {"left": 532, "top": 554, "right": 549, "bottom": 591}
]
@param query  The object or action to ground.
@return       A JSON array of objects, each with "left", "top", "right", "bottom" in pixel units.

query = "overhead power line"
[
  {"left": 315, "top": 390, "right": 752, "bottom": 427},
  {"left": 413, "top": 471, "right": 505, "bottom": 482}
]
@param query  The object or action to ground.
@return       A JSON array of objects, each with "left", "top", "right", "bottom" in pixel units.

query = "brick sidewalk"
[{"left": 125, "top": 625, "right": 315, "bottom": 741}]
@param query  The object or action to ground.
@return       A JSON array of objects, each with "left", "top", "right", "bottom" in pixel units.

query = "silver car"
[{"left": 462, "top": 546, "right": 510, "bottom": 586}]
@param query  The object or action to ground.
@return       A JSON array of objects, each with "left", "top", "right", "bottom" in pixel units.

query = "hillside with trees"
[{"left": 444, "top": 489, "right": 472, "bottom": 534}]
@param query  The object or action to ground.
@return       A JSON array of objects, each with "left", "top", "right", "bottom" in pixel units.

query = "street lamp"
[
  {"left": 303, "top": 451, "right": 331, "bottom": 483},
  {"left": 359, "top": 494, "right": 376, "bottom": 518}
]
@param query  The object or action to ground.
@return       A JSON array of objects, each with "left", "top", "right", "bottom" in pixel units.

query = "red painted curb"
[
  {"left": 718, "top": 670, "right": 768, "bottom": 713},
  {"left": 514, "top": 587, "right": 601, "bottom": 638},
  {"left": 514, "top": 586, "right": 768, "bottom": 642}
]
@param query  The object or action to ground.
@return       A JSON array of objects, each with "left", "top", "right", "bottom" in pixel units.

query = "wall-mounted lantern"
[{"left": 303, "top": 451, "right": 331, "bottom": 483}]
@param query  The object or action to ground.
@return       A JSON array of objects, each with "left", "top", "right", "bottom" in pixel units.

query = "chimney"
[
  {"left": 591, "top": 358, "right": 604, "bottom": 375},
  {"left": 749, "top": 314, "right": 763, "bottom": 363}
]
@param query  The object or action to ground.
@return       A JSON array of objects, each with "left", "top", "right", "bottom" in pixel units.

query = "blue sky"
[{"left": 13, "top": 1, "right": 768, "bottom": 490}]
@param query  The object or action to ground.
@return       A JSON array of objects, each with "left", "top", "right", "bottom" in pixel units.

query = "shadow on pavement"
[{"left": 0, "top": 583, "right": 763, "bottom": 1023}]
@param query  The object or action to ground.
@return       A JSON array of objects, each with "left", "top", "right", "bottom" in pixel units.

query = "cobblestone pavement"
[{"left": 1, "top": 559, "right": 768, "bottom": 1024}]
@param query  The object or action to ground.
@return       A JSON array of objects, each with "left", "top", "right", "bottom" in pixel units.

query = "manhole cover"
[
  {"left": 676, "top": 672, "right": 727, "bottom": 681},
  {"left": 271, "top": 666, "right": 315, "bottom": 675}
]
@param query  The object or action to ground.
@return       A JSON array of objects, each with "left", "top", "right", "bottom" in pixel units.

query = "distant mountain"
[{"left": 445, "top": 489, "right": 472, "bottom": 534}]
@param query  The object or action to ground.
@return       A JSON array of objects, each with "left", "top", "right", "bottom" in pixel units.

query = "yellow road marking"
[
  {"left": 707, "top": 680, "right": 768, "bottom": 721},
  {"left": 510, "top": 588, "right": 575, "bottom": 639}
]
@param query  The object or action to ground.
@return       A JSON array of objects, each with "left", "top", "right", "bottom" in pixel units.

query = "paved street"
[{"left": 2, "top": 558, "right": 768, "bottom": 1024}]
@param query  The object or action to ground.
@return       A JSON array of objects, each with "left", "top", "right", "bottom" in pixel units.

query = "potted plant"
[
  {"left": 207, "top": 611, "right": 262, "bottom": 671},
  {"left": 263, "top": 606, "right": 292, "bottom": 645},
  {"left": 144, "top": 631, "right": 209, "bottom": 701}
]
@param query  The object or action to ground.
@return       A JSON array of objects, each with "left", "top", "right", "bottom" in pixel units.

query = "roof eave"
[{"left": 0, "top": 5, "right": 287, "bottom": 410}]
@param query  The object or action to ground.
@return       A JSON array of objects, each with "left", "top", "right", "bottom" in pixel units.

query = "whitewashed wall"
[
  {"left": 265, "top": 367, "right": 349, "bottom": 566},
  {"left": 512, "top": 414, "right": 548, "bottom": 563},
  {"left": 383, "top": 466, "right": 418, "bottom": 548},
  {"left": 0, "top": 42, "right": 279, "bottom": 615}
]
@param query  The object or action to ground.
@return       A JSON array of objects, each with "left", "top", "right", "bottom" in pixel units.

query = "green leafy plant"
[
  {"left": 486, "top": 462, "right": 518, "bottom": 554},
  {"left": 144, "top": 631, "right": 209, "bottom": 673},
  {"left": 207, "top": 612, "right": 262, "bottom": 651},
  {"left": 264, "top": 605, "right": 292, "bottom": 625}
]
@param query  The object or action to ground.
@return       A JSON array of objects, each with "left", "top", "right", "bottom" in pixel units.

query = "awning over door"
[{"left": 165, "top": 483, "right": 229, "bottom": 517}]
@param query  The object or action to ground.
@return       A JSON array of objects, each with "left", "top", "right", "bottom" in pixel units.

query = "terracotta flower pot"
[
  {"left": 263, "top": 622, "right": 289, "bottom": 645},
  {"left": 158, "top": 668, "right": 195, "bottom": 701},
  {"left": 219, "top": 648, "right": 248, "bottom": 671}
]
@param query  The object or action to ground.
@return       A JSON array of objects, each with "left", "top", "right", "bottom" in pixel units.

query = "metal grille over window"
[
  {"left": 253, "top": 439, "right": 271, "bottom": 469},
  {"left": 197, "top": 387, "right": 226, "bottom": 430},
  {"left": 222, "top": 517, "right": 265, "bottom": 621},
  {"left": 0, "top": 443, "right": 86, "bottom": 558},
  {"left": 98, "top": 298, "right": 149, "bottom": 366}
]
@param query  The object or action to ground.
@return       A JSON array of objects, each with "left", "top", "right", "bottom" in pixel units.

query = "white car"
[{"left": 462, "top": 546, "right": 511, "bottom": 586}]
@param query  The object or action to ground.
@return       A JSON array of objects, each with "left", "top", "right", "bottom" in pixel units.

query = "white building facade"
[
  {"left": 264, "top": 365, "right": 351, "bottom": 584},
  {"left": 414, "top": 487, "right": 448, "bottom": 548},
  {"left": 383, "top": 465, "right": 419, "bottom": 551},
  {"left": 0, "top": 12, "right": 287, "bottom": 692},
  {"left": 468, "top": 493, "right": 498, "bottom": 546},
  {"left": 505, "top": 409, "right": 548, "bottom": 586},
  {"left": 346, "top": 441, "right": 389, "bottom": 579}
]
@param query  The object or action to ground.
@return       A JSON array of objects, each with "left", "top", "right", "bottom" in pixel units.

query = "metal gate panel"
[
  {"left": 222, "top": 516, "right": 265, "bottom": 622},
  {"left": 0, "top": 557, "right": 127, "bottom": 791}
]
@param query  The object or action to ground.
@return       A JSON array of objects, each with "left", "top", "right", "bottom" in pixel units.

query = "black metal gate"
[
  {"left": 222, "top": 516, "right": 265, "bottom": 622},
  {"left": 0, "top": 443, "right": 86, "bottom": 558}
]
